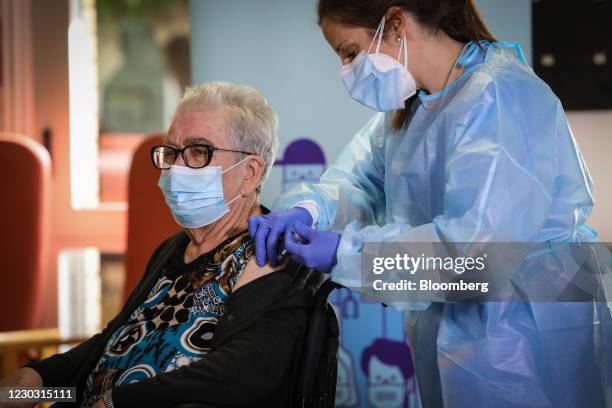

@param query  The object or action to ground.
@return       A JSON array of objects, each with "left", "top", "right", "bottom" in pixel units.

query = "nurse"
[{"left": 249, "top": 0, "right": 612, "bottom": 407}]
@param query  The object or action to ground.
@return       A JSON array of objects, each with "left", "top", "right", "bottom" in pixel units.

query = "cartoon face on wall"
[
  {"left": 335, "top": 346, "right": 359, "bottom": 407},
  {"left": 283, "top": 164, "right": 325, "bottom": 192},
  {"left": 362, "top": 338, "right": 415, "bottom": 408},
  {"left": 274, "top": 139, "right": 326, "bottom": 193},
  {"left": 367, "top": 357, "right": 407, "bottom": 408}
]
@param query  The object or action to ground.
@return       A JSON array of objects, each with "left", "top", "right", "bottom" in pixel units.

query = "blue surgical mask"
[
  {"left": 158, "top": 157, "right": 248, "bottom": 228},
  {"left": 340, "top": 16, "right": 417, "bottom": 112},
  {"left": 367, "top": 383, "right": 406, "bottom": 407}
]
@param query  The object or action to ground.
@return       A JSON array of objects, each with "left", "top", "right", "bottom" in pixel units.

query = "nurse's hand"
[
  {"left": 248, "top": 207, "right": 313, "bottom": 267},
  {"left": 284, "top": 222, "right": 341, "bottom": 273}
]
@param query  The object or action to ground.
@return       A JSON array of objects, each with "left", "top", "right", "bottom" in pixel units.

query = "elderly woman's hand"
[
  {"left": 0, "top": 367, "right": 42, "bottom": 387},
  {"left": 92, "top": 399, "right": 108, "bottom": 408},
  {"left": 0, "top": 367, "right": 42, "bottom": 407}
]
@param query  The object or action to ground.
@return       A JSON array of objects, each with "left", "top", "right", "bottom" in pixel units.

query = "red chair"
[
  {"left": 0, "top": 134, "right": 51, "bottom": 331},
  {"left": 123, "top": 135, "right": 179, "bottom": 300}
]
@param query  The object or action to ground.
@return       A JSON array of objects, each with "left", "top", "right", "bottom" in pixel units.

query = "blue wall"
[
  {"left": 189, "top": 0, "right": 372, "bottom": 207},
  {"left": 189, "top": 0, "right": 532, "bottom": 207},
  {"left": 476, "top": 0, "right": 532, "bottom": 65},
  {"left": 189, "top": 1, "right": 532, "bottom": 406}
]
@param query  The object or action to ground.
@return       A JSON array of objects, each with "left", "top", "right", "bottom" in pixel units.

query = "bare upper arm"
[{"left": 233, "top": 258, "right": 285, "bottom": 292}]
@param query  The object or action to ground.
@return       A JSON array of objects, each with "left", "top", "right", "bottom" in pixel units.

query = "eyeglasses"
[{"left": 151, "top": 144, "right": 254, "bottom": 169}]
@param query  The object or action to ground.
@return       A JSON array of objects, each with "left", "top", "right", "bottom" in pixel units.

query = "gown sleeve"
[{"left": 274, "top": 113, "right": 387, "bottom": 231}]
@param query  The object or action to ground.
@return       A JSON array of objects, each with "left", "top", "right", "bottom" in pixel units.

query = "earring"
[{"left": 396, "top": 36, "right": 401, "bottom": 42}]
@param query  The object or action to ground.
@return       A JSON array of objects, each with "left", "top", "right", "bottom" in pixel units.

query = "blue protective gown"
[{"left": 275, "top": 42, "right": 612, "bottom": 407}]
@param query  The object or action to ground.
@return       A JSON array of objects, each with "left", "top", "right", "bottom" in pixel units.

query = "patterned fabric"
[{"left": 81, "top": 231, "right": 254, "bottom": 407}]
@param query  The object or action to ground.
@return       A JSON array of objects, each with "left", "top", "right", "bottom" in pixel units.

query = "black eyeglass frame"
[{"left": 150, "top": 144, "right": 254, "bottom": 169}]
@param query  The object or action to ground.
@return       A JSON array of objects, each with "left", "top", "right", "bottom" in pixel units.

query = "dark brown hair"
[{"left": 317, "top": 0, "right": 496, "bottom": 130}]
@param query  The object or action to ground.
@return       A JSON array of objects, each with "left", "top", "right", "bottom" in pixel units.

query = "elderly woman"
[{"left": 1, "top": 82, "right": 323, "bottom": 408}]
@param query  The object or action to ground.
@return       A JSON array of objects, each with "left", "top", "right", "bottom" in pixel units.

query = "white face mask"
[
  {"left": 340, "top": 16, "right": 417, "bottom": 112},
  {"left": 367, "top": 383, "right": 406, "bottom": 408},
  {"left": 158, "top": 157, "right": 248, "bottom": 229}
]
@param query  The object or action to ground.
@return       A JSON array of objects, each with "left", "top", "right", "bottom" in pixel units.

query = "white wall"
[{"left": 566, "top": 112, "right": 612, "bottom": 242}]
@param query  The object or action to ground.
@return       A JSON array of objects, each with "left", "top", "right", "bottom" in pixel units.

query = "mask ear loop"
[
  {"left": 368, "top": 16, "right": 386, "bottom": 63},
  {"left": 224, "top": 156, "right": 253, "bottom": 206},
  {"left": 397, "top": 34, "right": 408, "bottom": 69},
  {"left": 226, "top": 194, "right": 242, "bottom": 206},
  {"left": 222, "top": 155, "right": 251, "bottom": 174}
]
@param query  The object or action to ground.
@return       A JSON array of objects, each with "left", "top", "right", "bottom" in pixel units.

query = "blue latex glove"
[
  {"left": 284, "top": 222, "right": 341, "bottom": 273},
  {"left": 248, "top": 207, "right": 313, "bottom": 267}
]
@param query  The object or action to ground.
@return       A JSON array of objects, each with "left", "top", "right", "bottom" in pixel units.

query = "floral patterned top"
[{"left": 81, "top": 231, "right": 254, "bottom": 407}]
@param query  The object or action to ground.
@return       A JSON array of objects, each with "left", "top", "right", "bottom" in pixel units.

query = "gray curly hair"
[{"left": 174, "top": 81, "right": 279, "bottom": 189}]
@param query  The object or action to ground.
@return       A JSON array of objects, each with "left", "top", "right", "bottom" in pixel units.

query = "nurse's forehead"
[
  {"left": 165, "top": 109, "right": 228, "bottom": 146},
  {"left": 321, "top": 19, "right": 371, "bottom": 49}
]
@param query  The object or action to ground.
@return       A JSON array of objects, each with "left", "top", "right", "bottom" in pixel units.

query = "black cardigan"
[{"left": 27, "top": 231, "right": 326, "bottom": 407}]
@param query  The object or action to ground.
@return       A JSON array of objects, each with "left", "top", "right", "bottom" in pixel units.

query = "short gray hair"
[{"left": 174, "top": 82, "right": 279, "bottom": 188}]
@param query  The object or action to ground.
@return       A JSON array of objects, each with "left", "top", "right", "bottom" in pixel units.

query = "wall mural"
[
  {"left": 276, "top": 138, "right": 420, "bottom": 408},
  {"left": 274, "top": 138, "right": 326, "bottom": 193},
  {"left": 331, "top": 290, "right": 420, "bottom": 408}
]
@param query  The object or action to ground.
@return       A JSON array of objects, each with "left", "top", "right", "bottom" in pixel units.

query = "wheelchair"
[{"left": 175, "top": 278, "right": 341, "bottom": 408}]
